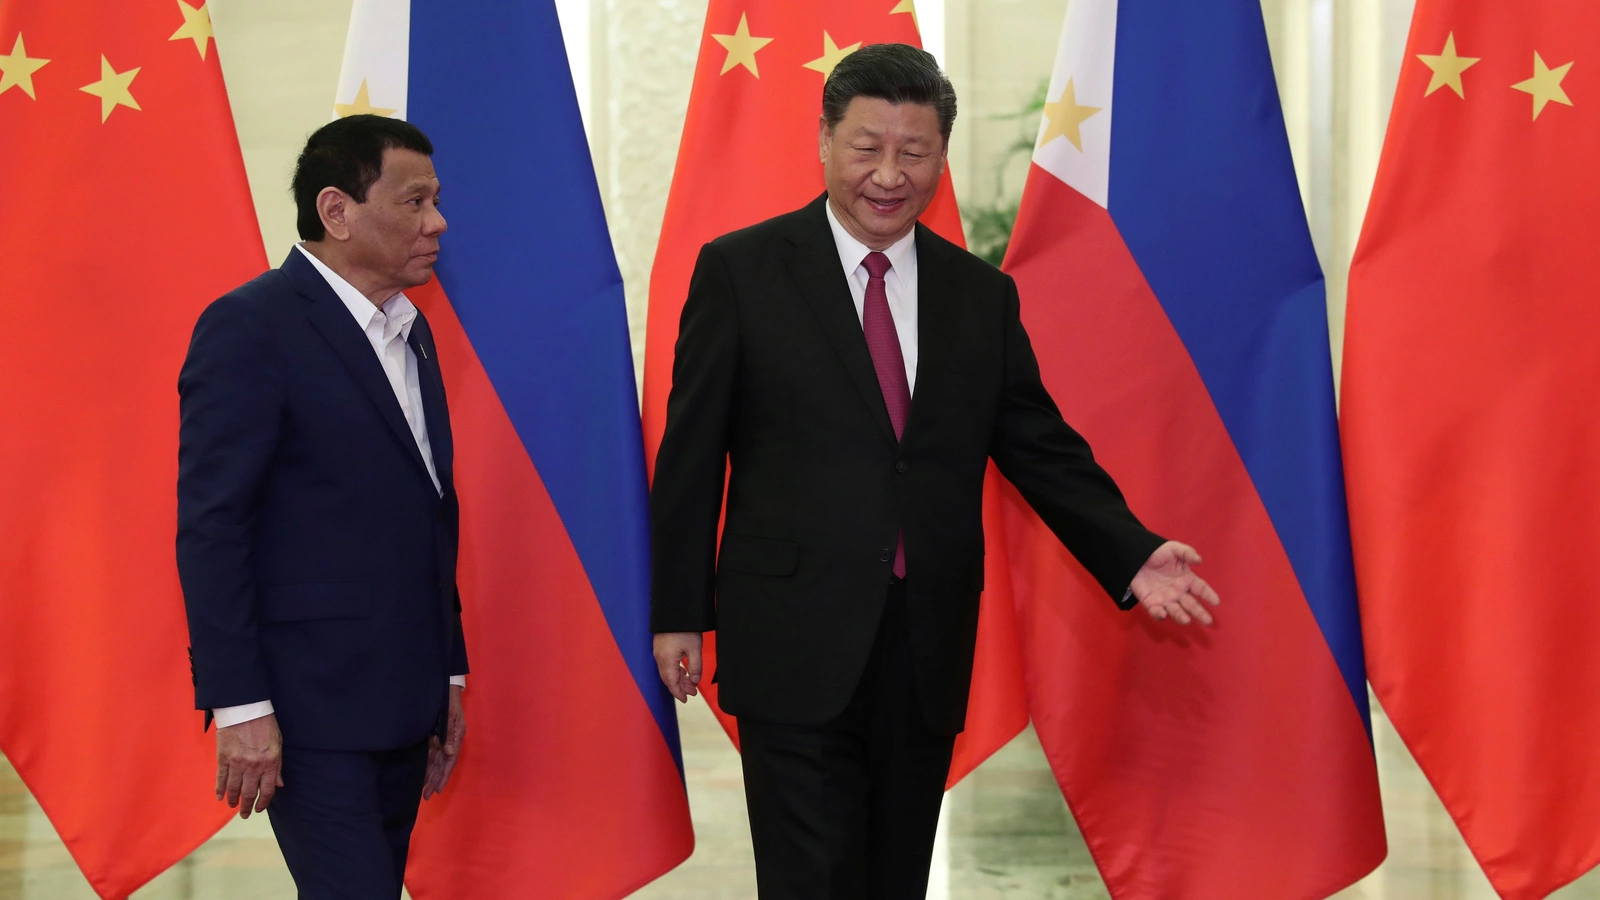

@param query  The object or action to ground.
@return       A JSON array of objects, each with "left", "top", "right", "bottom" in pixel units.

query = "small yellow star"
[
  {"left": 1417, "top": 33, "right": 1479, "bottom": 99},
  {"left": 803, "top": 32, "right": 862, "bottom": 78},
  {"left": 80, "top": 55, "right": 141, "bottom": 122},
  {"left": 711, "top": 13, "right": 774, "bottom": 78},
  {"left": 1511, "top": 52, "right": 1574, "bottom": 120},
  {"left": 891, "top": 1, "right": 919, "bottom": 34},
  {"left": 0, "top": 34, "right": 50, "bottom": 100},
  {"left": 1038, "top": 78, "right": 1102, "bottom": 151},
  {"left": 169, "top": 1, "right": 215, "bottom": 61},
  {"left": 334, "top": 79, "right": 397, "bottom": 118}
]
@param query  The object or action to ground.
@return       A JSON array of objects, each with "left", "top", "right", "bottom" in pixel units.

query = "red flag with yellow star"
[
  {"left": 642, "top": 1, "right": 1029, "bottom": 787},
  {"left": 1344, "top": 2, "right": 1600, "bottom": 896},
  {"left": 0, "top": 2, "right": 265, "bottom": 896}
]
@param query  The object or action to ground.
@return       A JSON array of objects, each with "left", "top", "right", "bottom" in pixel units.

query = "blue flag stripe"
[
  {"left": 1107, "top": 1, "right": 1368, "bottom": 729},
  {"left": 408, "top": 0, "right": 680, "bottom": 759}
]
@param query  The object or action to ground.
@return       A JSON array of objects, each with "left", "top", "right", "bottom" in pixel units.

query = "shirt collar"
[
  {"left": 295, "top": 243, "right": 418, "bottom": 336},
  {"left": 824, "top": 197, "right": 917, "bottom": 279}
]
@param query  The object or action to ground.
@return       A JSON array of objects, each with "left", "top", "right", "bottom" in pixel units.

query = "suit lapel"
[
  {"left": 903, "top": 224, "right": 959, "bottom": 441},
  {"left": 785, "top": 196, "right": 898, "bottom": 446},
  {"left": 282, "top": 251, "right": 438, "bottom": 491},
  {"left": 408, "top": 315, "right": 453, "bottom": 493}
]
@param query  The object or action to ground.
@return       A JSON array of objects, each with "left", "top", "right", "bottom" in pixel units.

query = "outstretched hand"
[{"left": 1130, "top": 541, "right": 1221, "bottom": 626}]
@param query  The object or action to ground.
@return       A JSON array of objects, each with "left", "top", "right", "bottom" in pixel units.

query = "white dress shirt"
[
  {"left": 825, "top": 200, "right": 919, "bottom": 395},
  {"left": 212, "top": 246, "right": 463, "bottom": 729}
]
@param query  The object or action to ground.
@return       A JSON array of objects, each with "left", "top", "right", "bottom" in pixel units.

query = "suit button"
[
  {"left": 896, "top": 461, "right": 907, "bottom": 474},
  {"left": 880, "top": 549, "right": 892, "bottom": 563}
]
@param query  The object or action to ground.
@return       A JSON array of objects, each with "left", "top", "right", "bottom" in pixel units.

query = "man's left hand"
[
  {"left": 1130, "top": 540, "right": 1221, "bottom": 626},
  {"left": 423, "top": 684, "right": 465, "bottom": 799}
]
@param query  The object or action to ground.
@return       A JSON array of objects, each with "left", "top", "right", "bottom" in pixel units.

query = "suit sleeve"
[
  {"left": 988, "top": 275, "right": 1165, "bottom": 607},
  {"left": 650, "top": 242, "right": 739, "bottom": 633},
  {"left": 176, "top": 297, "right": 283, "bottom": 709},
  {"left": 450, "top": 584, "right": 468, "bottom": 676}
]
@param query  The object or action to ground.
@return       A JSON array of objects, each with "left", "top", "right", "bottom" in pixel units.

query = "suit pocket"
[
  {"left": 717, "top": 534, "right": 800, "bottom": 577},
  {"left": 260, "top": 581, "right": 372, "bottom": 623}
]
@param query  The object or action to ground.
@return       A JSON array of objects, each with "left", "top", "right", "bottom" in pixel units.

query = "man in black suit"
[
  {"left": 650, "top": 45, "right": 1220, "bottom": 898},
  {"left": 177, "top": 115, "right": 467, "bottom": 899}
]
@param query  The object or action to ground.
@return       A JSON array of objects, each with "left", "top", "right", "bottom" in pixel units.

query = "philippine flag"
[
  {"left": 999, "top": 2, "right": 1386, "bottom": 897},
  {"left": 330, "top": 1, "right": 693, "bottom": 897}
]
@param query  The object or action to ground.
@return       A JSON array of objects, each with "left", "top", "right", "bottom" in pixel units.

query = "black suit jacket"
[
  {"left": 177, "top": 249, "right": 468, "bottom": 751},
  {"left": 651, "top": 194, "right": 1163, "bottom": 735}
]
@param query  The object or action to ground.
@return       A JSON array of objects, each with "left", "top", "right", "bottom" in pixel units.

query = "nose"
[
  {"left": 425, "top": 204, "right": 448, "bottom": 236},
  {"left": 870, "top": 156, "right": 905, "bottom": 189}
]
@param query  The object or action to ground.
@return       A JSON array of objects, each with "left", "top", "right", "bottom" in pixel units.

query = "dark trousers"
[
  {"left": 267, "top": 740, "right": 430, "bottom": 900},
  {"left": 738, "top": 580, "right": 958, "bottom": 900}
]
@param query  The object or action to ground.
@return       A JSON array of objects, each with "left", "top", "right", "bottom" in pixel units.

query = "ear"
[
  {"left": 316, "top": 187, "right": 353, "bottom": 242},
  {"left": 818, "top": 115, "right": 832, "bottom": 164}
]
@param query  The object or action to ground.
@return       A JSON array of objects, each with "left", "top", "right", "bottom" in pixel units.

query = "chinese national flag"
[
  {"left": 1343, "top": 2, "right": 1600, "bottom": 897},
  {"left": 642, "top": 1, "right": 1028, "bottom": 785},
  {"left": 0, "top": 2, "right": 266, "bottom": 897}
]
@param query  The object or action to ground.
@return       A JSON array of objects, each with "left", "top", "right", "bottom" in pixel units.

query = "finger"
[
  {"left": 1178, "top": 593, "right": 1214, "bottom": 626},
  {"left": 423, "top": 750, "right": 442, "bottom": 799},
  {"left": 436, "top": 752, "right": 459, "bottom": 793},
  {"left": 686, "top": 645, "right": 703, "bottom": 685},
  {"left": 254, "top": 770, "right": 278, "bottom": 814},
  {"left": 216, "top": 762, "right": 229, "bottom": 802},
  {"left": 224, "top": 761, "right": 247, "bottom": 809},
  {"left": 1179, "top": 543, "right": 1203, "bottom": 566},
  {"left": 1147, "top": 604, "right": 1167, "bottom": 621},
  {"left": 1166, "top": 603, "right": 1193, "bottom": 625},
  {"left": 237, "top": 770, "right": 261, "bottom": 819},
  {"left": 1192, "top": 576, "right": 1221, "bottom": 607}
]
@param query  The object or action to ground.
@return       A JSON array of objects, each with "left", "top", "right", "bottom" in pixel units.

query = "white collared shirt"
[
  {"left": 825, "top": 199, "right": 919, "bottom": 395},
  {"left": 213, "top": 246, "right": 462, "bottom": 729}
]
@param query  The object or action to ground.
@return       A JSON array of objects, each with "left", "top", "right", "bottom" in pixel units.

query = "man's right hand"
[
  {"left": 653, "top": 632, "right": 704, "bottom": 703},
  {"left": 216, "top": 713, "right": 283, "bottom": 819}
]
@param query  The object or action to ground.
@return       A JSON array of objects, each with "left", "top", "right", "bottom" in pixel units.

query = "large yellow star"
[
  {"left": 712, "top": 13, "right": 773, "bottom": 78},
  {"left": 0, "top": 34, "right": 50, "bottom": 100},
  {"left": 803, "top": 32, "right": 862, "bottom": 78},
  {"left": 1511, "top": 52, "right": 1574, "bottom": 120},
  {"left": 1038, "top": 78, "right": 1102, "bottom": 151},
  {"left": 80, "top": 55, "right": 141, "bottom": 122},
  {"left": 891, "top": 0, "right": 919, "bottom": 34},
  {"left": 1417, "top": 33, "right": 1479, "bottom": 99},
  {"left": 169, "top": 0, "right": 215, "bottom": 61},
  {"left": 334, "top": 79, "right": 397, "bottom": 118}
]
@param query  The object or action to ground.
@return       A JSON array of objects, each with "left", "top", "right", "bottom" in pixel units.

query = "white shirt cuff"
[
  {"left": 213, "top": 700, "right": 274, "bottom": 729},
  {"left": 450, "top": 675, "right": 466, "bottom": 689}
]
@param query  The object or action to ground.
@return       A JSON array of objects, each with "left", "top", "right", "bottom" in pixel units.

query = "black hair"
[
  {"left": 821, "top": 43, "right": 956, "bottom": 141},
  {"left": 291, "top": 115, "right": 434, "bottom": 241}
]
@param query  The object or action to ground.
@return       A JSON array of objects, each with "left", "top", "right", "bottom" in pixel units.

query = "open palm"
[{"left": 1130, "top": 540, "right": 1221, "bottom": 626}]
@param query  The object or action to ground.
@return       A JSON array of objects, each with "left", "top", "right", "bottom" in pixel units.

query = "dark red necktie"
[{"left": 862, "top": 251, "right": 909, "bottom": 578}]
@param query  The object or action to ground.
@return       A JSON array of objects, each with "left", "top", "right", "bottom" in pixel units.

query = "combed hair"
[
  {"left": 291, "top": 115, "right": 435, "bottom": 241},
  {"left": 821, "top": 43, "right": 956, "bottom": 140}
]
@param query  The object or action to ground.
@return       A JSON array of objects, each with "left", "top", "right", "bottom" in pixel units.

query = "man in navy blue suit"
[{"left": 177, "top": 115, "right": 467, "bottom": 898}]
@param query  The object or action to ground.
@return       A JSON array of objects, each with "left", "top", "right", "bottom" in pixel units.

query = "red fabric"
[
  {"left": 1344, "top": 3, "right": 1600, "bottom": 897},
  {"left": 1004, "top": 169, "right": 1385, "bottom": 900},
  {"left": 0, "top": 4, "right": 267, "bottom": 897},
  {"left": 641, "top": 1, "right": 1027, "bottom": 785}
]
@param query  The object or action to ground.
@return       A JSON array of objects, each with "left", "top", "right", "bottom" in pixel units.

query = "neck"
[{"left": 301, "top": 241, "right": 400, "bottom": 308}]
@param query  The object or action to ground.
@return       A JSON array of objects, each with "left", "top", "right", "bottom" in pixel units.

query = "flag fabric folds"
[
  {"left": 0, "top": 2, "right": 263, "bottom": 896},
  {"left": 1344, "top": 2, "right": 1600, "bottom": 897},
  {"left": 1000, "top": 2, "right": 1386, "bottom": 897},
  {"left": 641, "top": 0, "right": 1028, "bottom": 789},
  {"left": 329, "top": 1, "right": 693, "bottom": 896}
]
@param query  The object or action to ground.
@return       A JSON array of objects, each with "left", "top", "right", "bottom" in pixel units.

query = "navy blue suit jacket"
[{"left": 177, "top": 249, "right": 468, "bottom": 752}]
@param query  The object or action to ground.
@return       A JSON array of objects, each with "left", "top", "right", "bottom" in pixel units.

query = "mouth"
[
  {"left": 414, "top": 252, "right": 439, "bottom": 263},
  {"left": 863, "top": 196, "right": 906, "bottom": 215}
]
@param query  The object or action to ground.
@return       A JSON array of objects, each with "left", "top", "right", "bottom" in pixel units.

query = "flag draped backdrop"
[
  {"left": 0, "top": 2, "right": 262, "bottom": 897},
  {"left": 330, "top": 1, "right": 693, "bottom": 897},
  {"left": 1000, "top": 2, "right": 1386, "bottom": 897},
  {"left": 641, "top": 0, "right": 1030, "bottom": 790},
  {"left": 1345, "top": 2, "right": 1600, "bottom": 897}
]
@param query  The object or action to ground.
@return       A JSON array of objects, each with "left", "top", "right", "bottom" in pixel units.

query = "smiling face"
[{"left": 820, "top": 96, "right": 947, "bottom": 250}]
